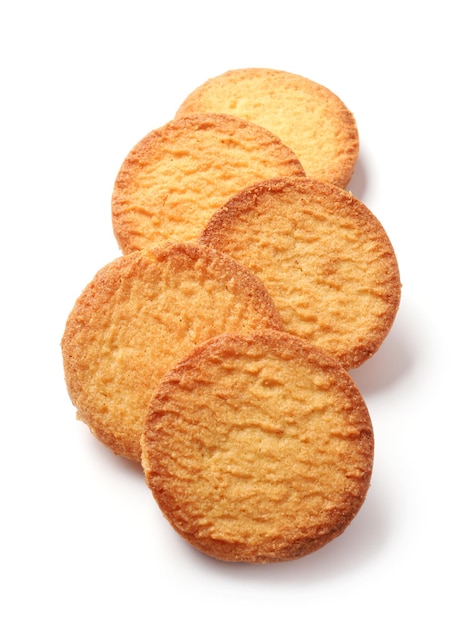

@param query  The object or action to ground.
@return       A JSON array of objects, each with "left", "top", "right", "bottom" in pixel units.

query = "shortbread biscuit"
[
  {"left": 142, "top": 330, "right": 374, "bottom": 563},
  {"left": 61, "top": 243, "right": 284, "bottom": 462},
  {"left": 199, "top": 177, "right": 401, "bottom": 369},
  {"left": 111, "top": 113, "right": 305, "bottom": 254},
  {"left": 175, "top": 68, "right": 359, "bottom": 187}
]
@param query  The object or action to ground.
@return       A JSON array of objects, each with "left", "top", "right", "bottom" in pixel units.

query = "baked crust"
[
  {"left": 61, "top": 243, "right": 284, "bottom": 462},
  {"left": 111, "top": 112, "right": 305, "bottom": 254},
  {"left": 175, "top": 68, "right": 359, "bottom": 187},
  {"left": 142, "top": 330, "right": 374, "bottom": 563},
  {"left": 199, "top": 177, "right": 401, "bottom": 369}
]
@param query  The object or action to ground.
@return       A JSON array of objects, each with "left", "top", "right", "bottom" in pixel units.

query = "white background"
[{"left": 1, "top": 2, "right": 473, "bottom": 624}]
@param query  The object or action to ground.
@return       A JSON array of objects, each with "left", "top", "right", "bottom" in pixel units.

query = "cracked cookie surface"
[
  {"left": 112, "top": 112, "right": 305, "bottom": 254},
  {"left": 142, "top": 330, "right": 374, "bottom": 563},
  {"left": 175, "top": 68, "right": 359, "bottom": 187},
  {"left": 200, "top": 177, "right": 401, "bottom": 369},
  {"left": 61, "top": 243, "right": 284, "bottom": 462}
]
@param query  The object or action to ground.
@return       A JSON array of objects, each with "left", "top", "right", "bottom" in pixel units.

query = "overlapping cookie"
[
  {"left": 61, "top": 243, "right": 284, "bottom": 462},
  {"left": 175, "top": 68, "right": 359, "bottom": 188},
  {"left": 199, "top": 177, "right": 401, "bottom": 369},
  {"left": 142, "top": 330, "right": 374, "bottom": 563},
  {"left": 111, "top": 112, "right": 305, "bottom": 254}
]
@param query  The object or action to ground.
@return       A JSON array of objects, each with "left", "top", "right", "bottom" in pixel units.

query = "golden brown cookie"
[
  {"left": 61, "top": 242, "right": 285, "bottom": 462},
  {"left": 199, "top": 177, "right": 401, "bottom": 369},
  {"left": 175, "top": 68, "right": 359, "bottom": 188},
  {"left": 111, "top": 113, "right": 305, "bottom": 254},
  {"left": 142, "top": 330, "right": 374, "bottom": 563}
]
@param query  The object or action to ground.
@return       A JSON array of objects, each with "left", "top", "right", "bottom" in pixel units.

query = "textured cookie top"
[
  {"left": 175, "top": 68, "right": 359, "bottom": 188},
  {"left": 111, "top": 112, "right": 305, "bottom": 254},
  {"left": 142, "top": 330, "right": 374, "bottom": 563},
  {"left": 61, "top": 243, "right": 284, "bottom": 462},
  {"left": 199, "top": 177, "right": 401, "bottom": 369}
]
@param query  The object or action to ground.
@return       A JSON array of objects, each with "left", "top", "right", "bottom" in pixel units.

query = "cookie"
[
  {"left": 111, "top": 113, "right": 305, "bottom": 254},
  {"left": 175, "top": 68, "right": 359, "bottom": 188},
  {"left": 142, "top": 330, "right": 374, "bottom": 563},
  {"left": 199, "top": 177, "right": 401, "bottom": 369},
  {"left": 61, "top": 242, "right": 285, "bottom": 462}
]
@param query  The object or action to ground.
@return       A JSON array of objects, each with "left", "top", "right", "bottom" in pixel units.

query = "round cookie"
[
  {"left": 111, "top": 112, "right": 305, "bottom": 254},
  {"left": 142, "top": 330, "right": 374, "bottom": 563},
  {"left": 61, "top": 242, "right": 285, "bottom": 462},
  {"left": 175, "top": 68, "right": 359, "bottom": 188},
  {"left": 199, "top": 177, "right": 401, "bottom": 369}
]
